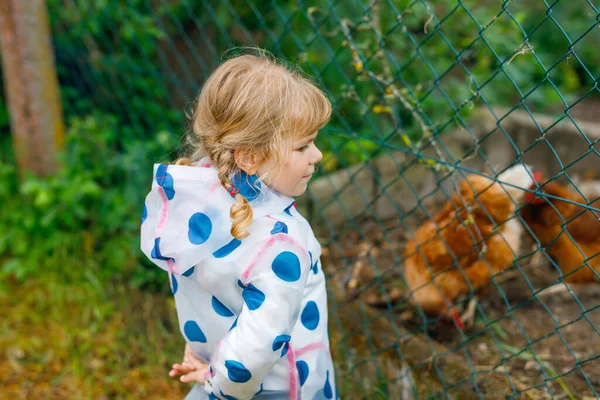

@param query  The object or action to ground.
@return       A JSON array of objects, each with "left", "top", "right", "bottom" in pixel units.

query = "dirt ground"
[{"left": 322, "top": 210, "right": 600, "bottom": 399}]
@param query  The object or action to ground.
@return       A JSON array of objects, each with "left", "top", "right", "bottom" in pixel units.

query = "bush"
[{"left": 0, "top": 113, "right": 179, "bottom": 290}]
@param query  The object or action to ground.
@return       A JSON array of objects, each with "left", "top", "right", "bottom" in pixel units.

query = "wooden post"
[{"left": 0, "top": 0, "right": 65, "bottom": 177}]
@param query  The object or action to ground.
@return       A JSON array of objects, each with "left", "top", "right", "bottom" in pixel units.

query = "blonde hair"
[{"left": 176, "top": 50, "right": 331, "bottom": 239}]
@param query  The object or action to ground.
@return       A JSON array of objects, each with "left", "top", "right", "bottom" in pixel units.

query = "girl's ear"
[{"left": 234, "top": 149, "right": 262, "bottom": 175}]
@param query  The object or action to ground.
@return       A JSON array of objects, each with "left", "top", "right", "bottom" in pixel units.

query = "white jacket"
[{"left": 140, "top": 159, "right": 337, "bottom": 400}]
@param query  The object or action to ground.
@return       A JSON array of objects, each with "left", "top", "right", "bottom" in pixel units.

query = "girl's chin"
[{"left": 290, "top": 182, "right": 310, "bottom": 197}]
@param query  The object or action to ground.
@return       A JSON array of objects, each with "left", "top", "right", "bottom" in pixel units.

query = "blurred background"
[{"left": 1, "top": 0, "right": 599, "bottom": 399}]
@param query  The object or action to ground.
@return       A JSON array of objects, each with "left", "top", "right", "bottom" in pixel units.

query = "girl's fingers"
[
  {"left": 180, "top": 367, "right": 208, "bottom": 384},
  {"left": 169, "top": 369, "right": 183, "bottom": 377},
  {"left": 170, "top": 350, "right": 207, "bottom": 381},
  {"left": 186, "top": 355, "right": 208, "bottom": 369},
  {"left": 170, "top": 362, "right": 196, "bottom": 377},
  {"left": 181, "top": 361, "right": 195, "bottom": 370}
]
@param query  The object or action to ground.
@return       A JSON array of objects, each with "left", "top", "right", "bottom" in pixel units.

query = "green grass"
[
  {"left": 0, "top": 275, "right": 190, "bottom": 399},
  {"left": 1, "top": 273, "right": 369, "bottom": 399}
]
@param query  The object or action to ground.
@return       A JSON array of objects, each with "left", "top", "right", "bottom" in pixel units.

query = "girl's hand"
[
  {"left": 169, "top": 344, "right": 195, "bottom": 377},
  {"left": 178, "top": 353, "right": 209, "bottom": 384},
  {"left": 169, "top": 344, "right": 210, "bottom": 384}
]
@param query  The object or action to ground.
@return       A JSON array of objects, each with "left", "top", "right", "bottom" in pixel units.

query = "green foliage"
[
  {"left": 0, "top": 113, "right": 179, "bottom": 288},
  {"left": 48, "top": 0, "right": 181, "bottom": 132},
  {"left": 0, "top": 93, "right": 8, "bottom": 131},
  {"left": 167, "top": 0, "right": 599, "bottom": 169},
  {"left": 40, "top": 0, "right": 600, "bottom": 175},
  {"left": 0, "top": 1, "right": 188, "bottom": 288}
]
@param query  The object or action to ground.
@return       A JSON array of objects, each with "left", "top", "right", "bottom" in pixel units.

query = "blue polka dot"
[
  {"left": 324, "top": 370, "right": 333, "bottom": 399},
  {"left": 171, "top": 274, "right": 178, "bottom": 294},
  {"left": 182, "top": 266, "right": 195, "bottom": 277},
  {"left": 213, "top": 238, "right": 242, "bottom": 258},
  {"left": 242, "top": 284, "right": 265, "bottom": 310},
  {"left": 208, "top": 394, "right": 218, "bottom": 400},
  {"left": 281, "top": 342, "right": 289, "bottom": 358},
  {"left": 219, "top": 391, "right": 238, "bottom": 400},
  {"left": 188, "top": 212, "right": 212, "bottom": 245},
  {"left": 308, "top": 252, "right": 318, "bottom": 274},
  {"left": 156, "top": 164, "right": 175, "bottom": 200},
  {"left": 237, "top": 280, "right": 246, "bottom": 289},
  {"left": 272, "top": 251, "right": 301, "bottom": 282},
  {"left": 284, "top": 202, "right": 295, "bottom": 216},
  {"left": 229, "top": 317, "right": 238, "bottom": 331},
  {"left": 212, "top": 296, "right": 234, "bottom": 317},
  {"left": 151, "top": 238, "right": 175, "bottom": 262},
  {"left": 254, "top": 384, "right": 264, "bottom": 396},
  {"left": 184, "top": 321, "right": 207, "bottom": 343},
  {"left": 301, "top": 301, "right": 320, "bottom": 330},
  {"left": 272, "top": 334, "right": 291, "bottom": 351},
  {"left": 296, "top": 360, "right": 309, "bottom": 386},
  {"left": 141, "top": 204, "right": 147, "bottom": 224},
  {"left": 270, "top": 221, "right": 288, "bottom": 235},
  {"left": 231, "top": 171, "right": 262, "bottom": 201},
  {"left": 224, "top": 360, "right": 252, "bottom": 383}
]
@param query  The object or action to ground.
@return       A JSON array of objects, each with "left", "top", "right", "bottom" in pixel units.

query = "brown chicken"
[
  {"left": 520, "top": 177, "right": 600, "bottom": 288},
  {"left": 403, "top": 165, "right": 539, "bottom": 328}
]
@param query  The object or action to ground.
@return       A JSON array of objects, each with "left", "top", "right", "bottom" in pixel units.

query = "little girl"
[{"left": 141, "top": 51, "right": 337, "bottom": 400}]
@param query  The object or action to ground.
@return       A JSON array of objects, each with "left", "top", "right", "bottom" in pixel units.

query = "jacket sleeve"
[{"left": 204, "top": 232, "right": 311, "bottom": 399}]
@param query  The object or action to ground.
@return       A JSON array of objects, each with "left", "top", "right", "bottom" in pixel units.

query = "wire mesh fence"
[{"left": 45, "top": 0, "right": 600, "bottom": 398}]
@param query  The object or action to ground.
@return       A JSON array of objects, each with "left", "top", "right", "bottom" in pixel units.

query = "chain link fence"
[{"left": 46, "top": 0, "right": 600, "bottom": 398}]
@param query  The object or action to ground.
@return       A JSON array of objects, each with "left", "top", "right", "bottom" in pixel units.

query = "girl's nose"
[{"left": 311, "top": 144, "right": 323, "bottom": 164}]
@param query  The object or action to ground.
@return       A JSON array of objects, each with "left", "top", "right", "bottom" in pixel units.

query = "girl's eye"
[{"left": 297, "top": 144, "right": 310, "bottom": 152}]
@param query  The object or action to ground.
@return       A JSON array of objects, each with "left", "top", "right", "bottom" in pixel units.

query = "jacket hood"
[{"left": 140, "top": 158, "right": 295, "bottom": 275}]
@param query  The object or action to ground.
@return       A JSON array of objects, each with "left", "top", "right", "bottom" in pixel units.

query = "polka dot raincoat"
[{"left": 140, "top": 160, "right": 337, "bottom": 400}]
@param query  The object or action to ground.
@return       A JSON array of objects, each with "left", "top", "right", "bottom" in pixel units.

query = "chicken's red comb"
[
  {"left": 526, "top": 171, "right": 545, "bottom": 204},
  {"left": 450, "top": 308, "right": 464, "bottom": 330}
]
